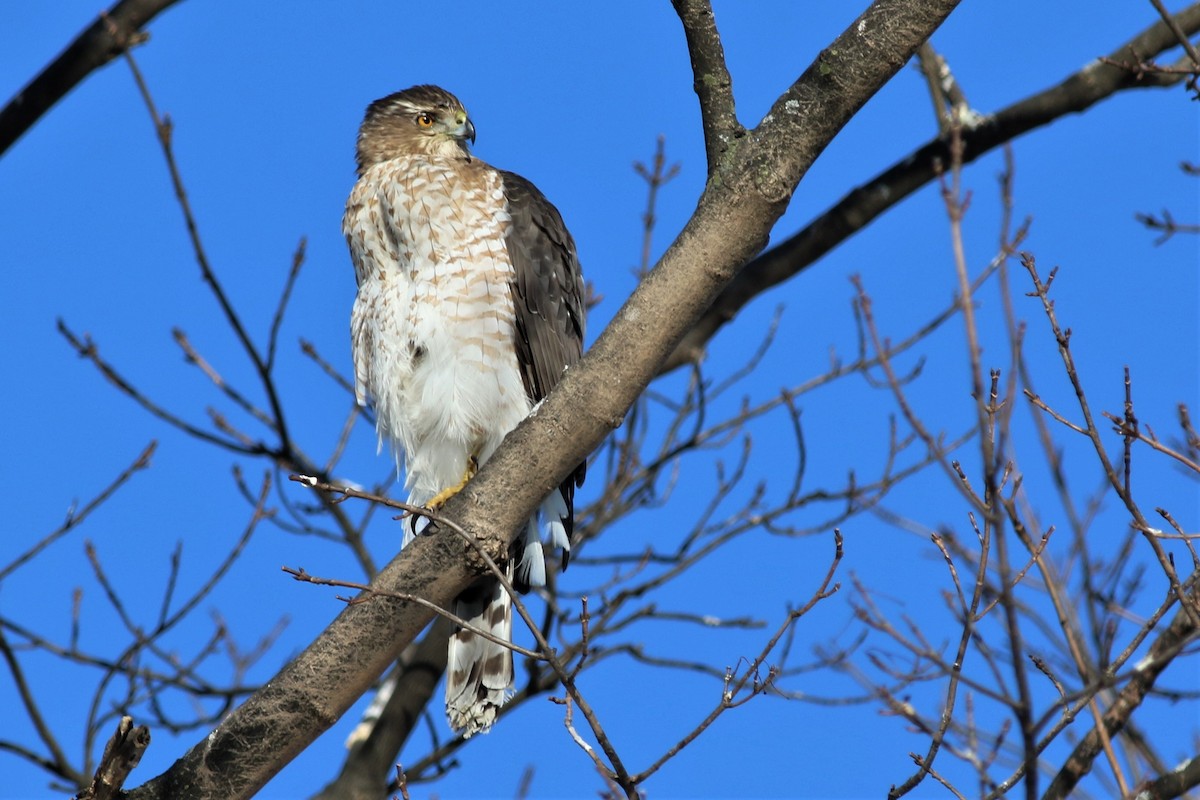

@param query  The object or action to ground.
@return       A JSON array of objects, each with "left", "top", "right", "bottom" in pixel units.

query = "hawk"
[{"left": 343, "top": 85, "right": 586, "bottom": 737}]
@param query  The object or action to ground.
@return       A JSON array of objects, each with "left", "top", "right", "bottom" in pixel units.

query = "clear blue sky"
[{"left": 2, "top": 2, "right": 1197, "bottom": 798}]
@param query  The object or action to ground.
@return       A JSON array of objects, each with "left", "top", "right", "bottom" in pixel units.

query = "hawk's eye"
[{"left": 416, "top": 113, "right": 434, "bottom": 128}]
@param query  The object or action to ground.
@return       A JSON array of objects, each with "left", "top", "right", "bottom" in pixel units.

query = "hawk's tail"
[
  {"left": 445, "top": 491, "right": 573, "bottom": 736},
  {"left": 446, "top": 574, "right": 513, "bottom": 737}
]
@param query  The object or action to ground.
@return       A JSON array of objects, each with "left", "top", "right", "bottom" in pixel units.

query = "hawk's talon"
[{"left": 424, "top": 455, "right": 479, "bottom": 512}]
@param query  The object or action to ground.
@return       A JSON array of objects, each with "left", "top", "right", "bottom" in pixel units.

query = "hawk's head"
[{"left": 354, "top": 85, "right": 476, "bottom": 174}]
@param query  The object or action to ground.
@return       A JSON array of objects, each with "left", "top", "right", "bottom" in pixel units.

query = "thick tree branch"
[
  {"left": 312, "top": 620, "right": 451, "bottom": 800},
  {"left": 1131, "top": 755, "right": 1200, "bottom": 800},
  {"left": 0, "top": 0, "right": 183, "bottom": 157},
  {"left": 123, "top": 2, "right": 963, "bottom": 795},
  {"left": 663, "top": 2, "right": 1200, "bottom": 372}
]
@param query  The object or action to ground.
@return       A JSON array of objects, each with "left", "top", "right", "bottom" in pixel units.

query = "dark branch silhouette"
[{"left": 0, "top": 0, "right": 184, "bottom": 156}]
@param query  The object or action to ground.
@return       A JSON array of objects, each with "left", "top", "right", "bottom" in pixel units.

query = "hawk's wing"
[{"left": 501, "top": 171, "right": 588, "bottom": 519}]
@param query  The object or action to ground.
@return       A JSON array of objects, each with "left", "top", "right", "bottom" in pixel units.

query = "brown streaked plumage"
[{"left": 343, "top": 85, "right": 585, "bottom": 738}]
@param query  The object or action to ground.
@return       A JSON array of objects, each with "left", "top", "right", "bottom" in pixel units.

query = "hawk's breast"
[{"left": 345, "top": 156, "right": 531, "bottom": 498}]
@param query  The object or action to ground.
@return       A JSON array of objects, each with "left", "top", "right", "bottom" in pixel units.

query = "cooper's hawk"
[{"left": 344, "top": 85, "right": 586, "bottom": 737}]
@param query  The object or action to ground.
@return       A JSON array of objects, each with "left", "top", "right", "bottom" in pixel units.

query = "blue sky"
[{"left": 2, "top": 2, "right": 1197, "bottom": 798}]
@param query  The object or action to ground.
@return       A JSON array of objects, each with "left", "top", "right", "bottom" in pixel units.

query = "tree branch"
[
  {"left": 663, "top": 2, "right": 1200, "bottom": 372},
  {"left": 1042, "top": 574, "right": 1200, "bottom": 800},
  {"left": 1130, "top": 754, "right": 1200, "bottom": 800},
  {"left": 670, "top": 0, "right": 741, "bottom": 173},
  {"left": 78, "top": 717, "right": 151, "bottom": 800},
  {"left": 311, "top": 620, "right": 451, "bottom": 800},
  {"left": 0, "top": 0, "right": 183, "bottom": 156}
]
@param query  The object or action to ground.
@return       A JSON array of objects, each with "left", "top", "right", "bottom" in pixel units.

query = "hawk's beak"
[{"left": 453, "top": 113, "right": 476, "bottom": 145}]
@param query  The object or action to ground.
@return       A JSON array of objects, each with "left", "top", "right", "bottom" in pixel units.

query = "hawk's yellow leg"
[{"left": 425, "top": 455, "right": 479, "bottom": 512}]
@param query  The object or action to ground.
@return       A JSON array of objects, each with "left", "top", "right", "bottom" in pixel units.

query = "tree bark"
[{"left": 311, "top": 619, "right": 451, "bottom": 800}]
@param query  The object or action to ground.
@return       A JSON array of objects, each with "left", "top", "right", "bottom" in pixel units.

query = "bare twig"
[
  {"left": 629, "top": 530, "right": 842, "bottom": 786},
  {"left": 632, "top": 136, "right": 681, "bottom": 276},
  {"left": 1, "top": 442, "right": 154, "bottom": 582},
  {"left": 121, "top": 47, "right": 294, "bottom": 459}
]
